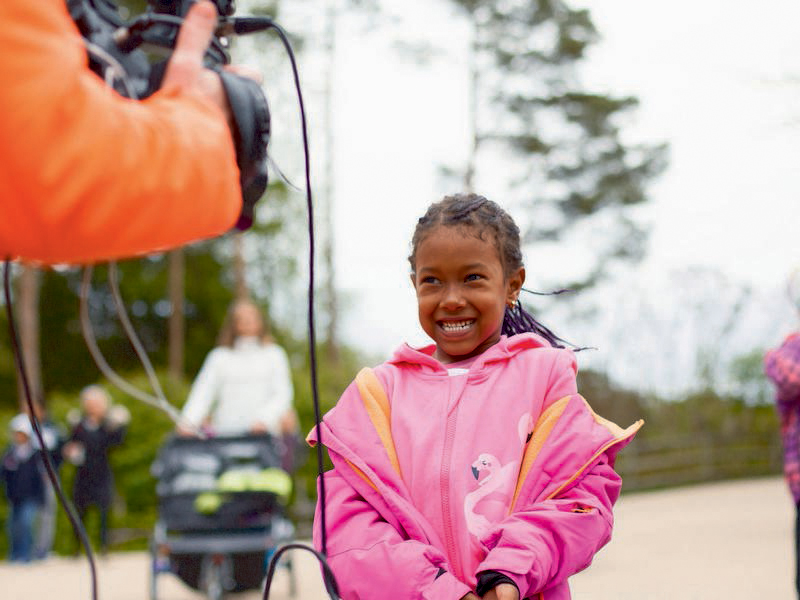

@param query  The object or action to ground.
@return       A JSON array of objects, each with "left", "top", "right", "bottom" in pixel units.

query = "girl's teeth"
[{"left": 442, "top": 321, "right": 472, "bottom": 332}]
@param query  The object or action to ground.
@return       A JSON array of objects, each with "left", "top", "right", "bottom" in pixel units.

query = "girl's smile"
[
  {"left": 411, "top": 225, "right": 523, "bottom": 364},
  {"left": 439, "top": 319, "right": 475, "bottom": 334}
]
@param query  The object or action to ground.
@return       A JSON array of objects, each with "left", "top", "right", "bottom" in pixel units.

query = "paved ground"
[{"left": 1, "top": 476, "right": 795, "bottom": 599}]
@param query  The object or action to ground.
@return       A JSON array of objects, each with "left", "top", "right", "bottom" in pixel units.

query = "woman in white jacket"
[{"left": 180, "top": 299, "right": 296, "bottom": 437}]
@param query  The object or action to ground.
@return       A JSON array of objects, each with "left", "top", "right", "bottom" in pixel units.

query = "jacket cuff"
[
  {"left": 423, "top": 570, "right": 471, "bottom": 600},
  {"left": 476, "top": 571, "right": 519, "bottom": 596},
  {"left": 475, "top": 559, "right": 532, "bottom": 599}
]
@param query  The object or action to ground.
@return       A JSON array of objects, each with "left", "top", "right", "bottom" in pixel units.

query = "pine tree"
[{"left": 448, "top": 0, "right": 667, "bottom": 286}]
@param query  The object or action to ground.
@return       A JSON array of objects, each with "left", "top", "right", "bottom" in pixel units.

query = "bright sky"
[{"left": 581, "top": 0, "right": 800, "bottom": 288}]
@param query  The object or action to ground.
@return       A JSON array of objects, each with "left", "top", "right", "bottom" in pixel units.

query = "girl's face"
[
  {"left": 411, "top": 225, "right": 524, "bottom": 364},
  {"left": 233, "top": 302, "right": 263, "bottom": 337}
]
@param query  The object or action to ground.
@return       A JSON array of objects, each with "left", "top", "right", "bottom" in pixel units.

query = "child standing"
[
  {"left": 1, "top": 414, "right": 45, "bottom": 563},
  {"left": 63, "top": 385, "right": 129, "bottom": 554},
  {"left": 309, "top": 194, "right": 642, "bottom": 600}
]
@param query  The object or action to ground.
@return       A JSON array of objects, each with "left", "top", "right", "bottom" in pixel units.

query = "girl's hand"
[
  {"left": 460, "top": 594, "right": 481, "bottom": 600},
  {"left": 482, "top": 583, "right": 520, "bottom": 600},
  {"left": 249, "top": 422, "right": 269, "bottom": 435}
]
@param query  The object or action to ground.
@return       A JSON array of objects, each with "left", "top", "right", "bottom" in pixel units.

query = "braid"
[
  {"left": 502, "top": 300, "right": 568, "bottom": 348},
  {"left": 410, "top": 193, "right": 576, "bottom": 349}
]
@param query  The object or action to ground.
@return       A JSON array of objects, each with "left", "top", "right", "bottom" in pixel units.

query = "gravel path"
[{"left": 1, "top": 476, "right": 794, "bottom": 599}]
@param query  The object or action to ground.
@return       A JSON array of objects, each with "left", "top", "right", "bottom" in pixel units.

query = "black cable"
[
  {"left": 6, "top": 9, "right": 338, "bottom": 600},
  {"left": 252, "top": 19, "right": 340, "bottom": 599},
  {"left": 3, "top": 260, "right": 99, "bottom": 600},
  {"left": 262, "top": 542, "right": 340, "bottom": 599}
]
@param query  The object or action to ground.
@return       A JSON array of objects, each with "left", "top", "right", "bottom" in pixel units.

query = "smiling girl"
[{"left": 309, "top": 193, "right": 642, "bottom": 600}]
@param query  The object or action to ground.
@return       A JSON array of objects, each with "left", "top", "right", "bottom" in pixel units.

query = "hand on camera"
[
  {"left": 162, "top": 1, "right": 269, "bottom": 230},
  {"left": 162, "top": 1, "right": 257, "bottom": 133}
]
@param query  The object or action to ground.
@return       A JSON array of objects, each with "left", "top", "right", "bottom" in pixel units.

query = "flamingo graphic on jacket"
[{"left": 464, "top": 413, "right": 534, "bottom": 540}]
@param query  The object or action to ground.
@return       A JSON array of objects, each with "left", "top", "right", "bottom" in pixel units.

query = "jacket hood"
[{"left": 388, "top": 333, "right": 554, "bottom": 374}]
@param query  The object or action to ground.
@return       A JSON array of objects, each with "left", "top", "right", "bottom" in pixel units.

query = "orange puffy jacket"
[{"left": 0, "top": 1, "right": 242, "bottom": 265}]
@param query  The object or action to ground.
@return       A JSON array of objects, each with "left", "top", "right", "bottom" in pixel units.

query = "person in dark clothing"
[
  {"left": 63, "top": 386, "right": 129, "bottom": 554},
  {"left": 31, "top": 402, "right": 66, "bottom": 559},
  {"left": 1, "top": 414, "right": 45, "bottom": 562}
]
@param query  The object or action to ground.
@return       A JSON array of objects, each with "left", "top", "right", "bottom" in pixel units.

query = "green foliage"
[
  {"left": 615, "top": 385, "right": 781, "bottom": 491},
  {"left": 577, "top": 369, "right": 646, "bottom": 426},
  {"left": 730, "top": 348, "right": 774, "bottom": 405},
  {"left": 0, "top": 332, "right": 368, "bottom": 555},
  {"left": 36, "top": 246, "right": 234, "bottom": 394},
  {"left": 445, "top": 0, "right": 668, "bottom": 287},
  {"left": 0, "top": 308, "right": 15, "bottom": 403}
]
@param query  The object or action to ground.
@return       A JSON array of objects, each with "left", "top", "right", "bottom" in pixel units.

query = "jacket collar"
[{"left": 388, "top": 333, "right": 553, "bottom": 375}]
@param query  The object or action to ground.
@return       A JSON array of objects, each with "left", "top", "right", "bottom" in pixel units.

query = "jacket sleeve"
[
  {"left": 474, "top": 455, "right": 621, "bottom": 598},
  {"left": 542, "top": 349, "right": 578, "bottom": 408},
  {"left": 765, "top": 333, "right": 800, "bottom": 409},
  {"left": 181, "top": 350, "right": 222, "bottom": 428},
  {"left": 314, "top": 469, "right": 472, "bottom": 600},
  {"left": 255, "top": 345, "right": 294, "bottom": 431},
  {"left": 103, "top": 424, "right": 126, "bottom": 449},
  {"left": 0, "top": 1, "right": 241, "bottom": 265}
]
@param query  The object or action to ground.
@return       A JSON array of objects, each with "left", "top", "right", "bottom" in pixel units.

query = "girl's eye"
[
  {"left": 421, "top": 276, "right": 439, "bottom": 285},
  {"left": 465, "top": 274, "right": 482, "bottom": 282}
]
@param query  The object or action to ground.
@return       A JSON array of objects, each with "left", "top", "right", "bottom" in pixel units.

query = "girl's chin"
[{"left": 434, "top": 342, "right": 478, "bottom": 364}]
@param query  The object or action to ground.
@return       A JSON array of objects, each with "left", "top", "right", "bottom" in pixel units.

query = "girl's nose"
[{"left": 440, "top": 285, "right": 465, "bottom": 310}]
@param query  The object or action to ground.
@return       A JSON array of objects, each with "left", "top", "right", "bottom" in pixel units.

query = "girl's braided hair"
[{"left": 409, "top": 193, "right": 568, "bottom": 348}]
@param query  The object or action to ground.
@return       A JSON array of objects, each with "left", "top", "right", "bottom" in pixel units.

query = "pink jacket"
[{"left": 308, "top": 334, "right": 642, "bottom": 599}]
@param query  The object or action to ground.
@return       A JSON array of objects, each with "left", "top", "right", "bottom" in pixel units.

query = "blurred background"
[{"left": 1, "top": 0, "right": 798, "bottom": 558}]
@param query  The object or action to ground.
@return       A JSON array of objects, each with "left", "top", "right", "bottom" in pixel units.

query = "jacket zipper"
[{"left": 440, "top": 379, "right": 461, "bottom": 576}]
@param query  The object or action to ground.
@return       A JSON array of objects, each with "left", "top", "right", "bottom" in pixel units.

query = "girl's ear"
[{"left": 506, "top": 267, "right": 525, "bottom": 305}]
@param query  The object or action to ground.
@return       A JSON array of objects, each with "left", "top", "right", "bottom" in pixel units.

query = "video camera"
[{"left": 67, "top": 0, "right": 272, "bottom": 230}]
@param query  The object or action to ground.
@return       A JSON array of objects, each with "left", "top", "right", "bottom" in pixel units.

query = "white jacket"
[{"left": 181, "top": 337, "right": 293, "bottom": 435}]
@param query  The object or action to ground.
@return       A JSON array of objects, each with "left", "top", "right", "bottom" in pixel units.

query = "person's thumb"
[{"left": 162, "top": 1, "right": 218, "bottom": 91}]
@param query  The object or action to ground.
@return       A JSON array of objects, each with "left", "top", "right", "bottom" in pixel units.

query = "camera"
[{"left": 67, "top": 0, "right": 271, "bottom": 230}]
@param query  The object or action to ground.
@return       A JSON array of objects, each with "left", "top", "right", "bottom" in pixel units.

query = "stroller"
[{"left": 148, "top": 433, "right": 297, "bottom": 600}]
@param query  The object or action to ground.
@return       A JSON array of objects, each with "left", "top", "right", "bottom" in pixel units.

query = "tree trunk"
[
  {"left": 464, "top": 19, "right": 480, "bottom": 192},
  {"left": 16, "top": 265, "right": 42, "bottom": 411},
  {"left": 233, "top": 233, "right": 249, "bottom": 300},
  {"left": 322, "top": 2, "right": 340, "bottom": 362},
  {"left": 167, "top": 248, "right": 185, "bottom": 380}
]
